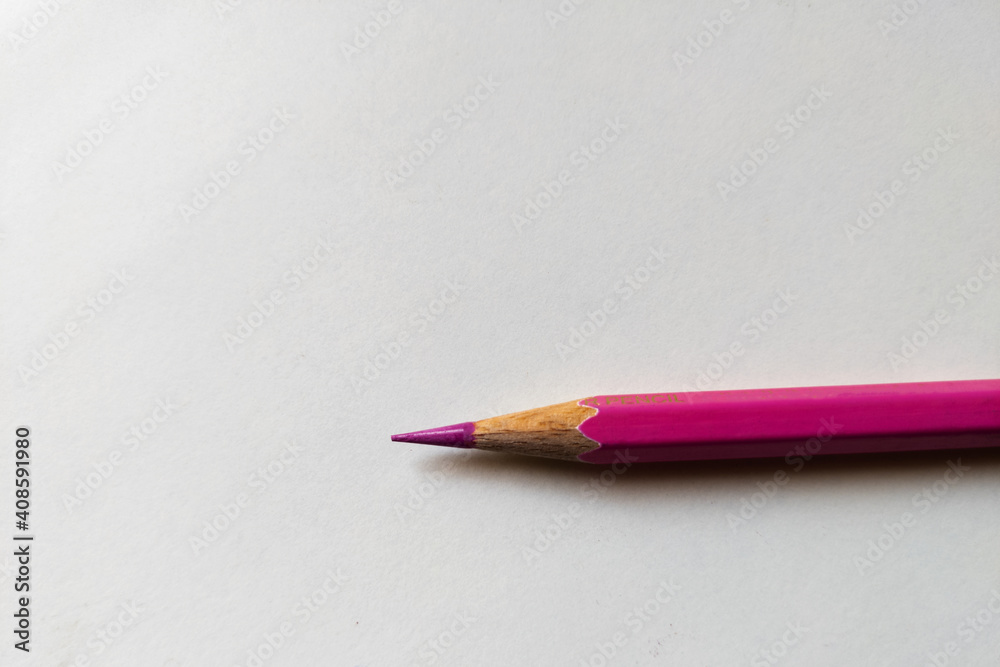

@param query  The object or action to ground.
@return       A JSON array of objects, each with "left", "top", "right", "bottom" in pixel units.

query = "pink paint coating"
[
  {"left": 576, "top": 380, "right": 1000, "bottom": 463},
  {"left": 392, "top": 422, "right": 474, "bottom": 448}
]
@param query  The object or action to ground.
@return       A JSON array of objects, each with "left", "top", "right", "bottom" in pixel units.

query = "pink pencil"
[{"left": 391, "top": 379, "right": 1000, "bottom": 463}]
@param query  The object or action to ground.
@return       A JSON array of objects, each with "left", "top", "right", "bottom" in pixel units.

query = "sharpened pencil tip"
[{"left": 391, "top": 422, "right": 475, "bottom": 448}]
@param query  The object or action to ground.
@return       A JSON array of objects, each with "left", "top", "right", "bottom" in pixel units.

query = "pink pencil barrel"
[{"left": 576, "top": 380, "right": 1000, "bottom": 463}]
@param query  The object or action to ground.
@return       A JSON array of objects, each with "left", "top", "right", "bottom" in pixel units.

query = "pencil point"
[{"left": 391, "top": 422, "right": 475, "bottom": 448}]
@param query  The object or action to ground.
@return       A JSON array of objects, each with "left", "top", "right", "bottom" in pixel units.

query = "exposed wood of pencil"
[{"left": 473, "top": 400, "right": 598, "bottom": 460}]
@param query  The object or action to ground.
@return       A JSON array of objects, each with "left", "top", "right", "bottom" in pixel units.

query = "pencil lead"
[{"left": 391, "top": 422, "right": 475, "bottom": 448}]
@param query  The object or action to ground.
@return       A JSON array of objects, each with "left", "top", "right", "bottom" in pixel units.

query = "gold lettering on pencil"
[{"left": 583, "top": 393, "right": 688, "bottom": 407}]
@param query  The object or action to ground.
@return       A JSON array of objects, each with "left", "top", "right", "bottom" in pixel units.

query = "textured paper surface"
[{"left": 3, "top": 1, "right": 999, "bottom": 665}]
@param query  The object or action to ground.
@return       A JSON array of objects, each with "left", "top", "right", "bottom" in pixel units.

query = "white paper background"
[{"left": 2, "top": 1, "right": 999, "bottom": 666}]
